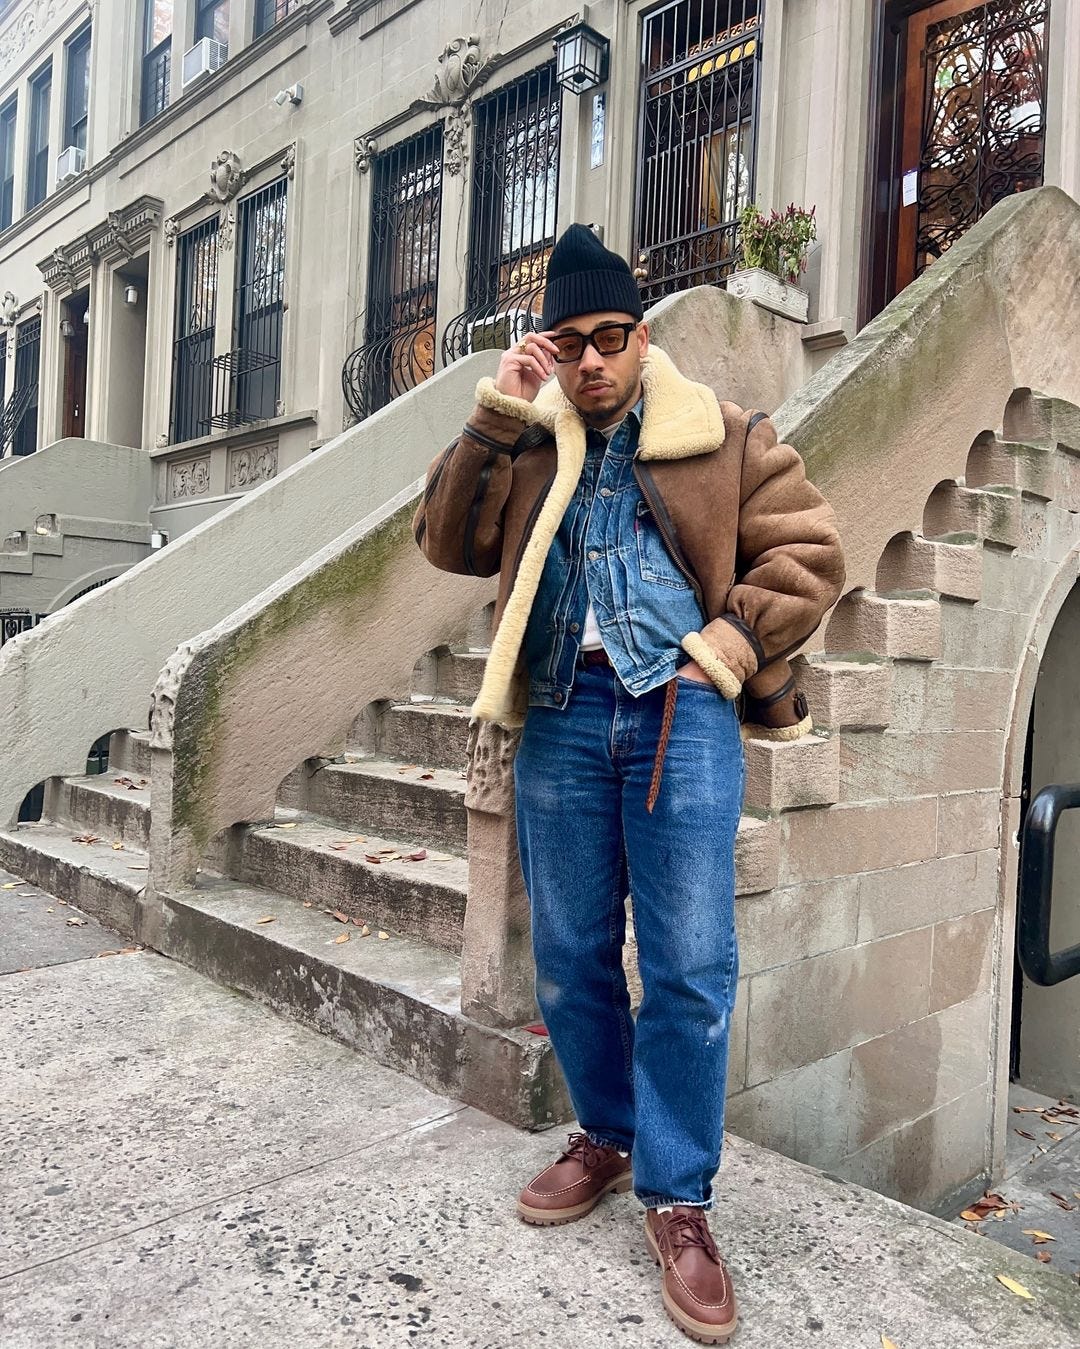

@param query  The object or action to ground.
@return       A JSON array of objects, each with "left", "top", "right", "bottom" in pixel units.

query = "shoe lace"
[
  {"left": 657, "top": 1209, "right": 722, "bottom": 1264},
  {"left": 560, "top": 1131, "right": 615, "bottom": 1171}
]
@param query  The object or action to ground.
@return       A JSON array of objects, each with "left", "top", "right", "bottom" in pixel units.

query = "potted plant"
[{"left": 726, "top": 202, "right": 817, "bottom": 322}]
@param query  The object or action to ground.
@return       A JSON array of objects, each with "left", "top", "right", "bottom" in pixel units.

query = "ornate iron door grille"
[
  {"left": 170, "top": 216, "right": 219, "bottom": 442},
  {"left": 211, "top": 176, "right": 288, "bottom": 430},
  {"left": 442, "top": 63, "right": 562, "bottom": 363},
  {"left": 634, "top": 0, "right": 762, "bottom": 306},
  {"left": 914, "top": 0, "right": 1049, "bottom": 277},
  {"left": 342, "top": 126, "right": 443, "bottom": 422},
  {"left": 11, "top": 316, "right": 41, "bottom": 457}
]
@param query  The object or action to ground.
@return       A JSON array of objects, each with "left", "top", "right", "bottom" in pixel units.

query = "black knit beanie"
[{"left": 541, "top": 224, "right": 644, "bottom": 329}]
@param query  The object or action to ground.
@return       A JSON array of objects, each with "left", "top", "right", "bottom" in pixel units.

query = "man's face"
[{"left": 551, "top": 311, "right": 650, "bottom": 427}]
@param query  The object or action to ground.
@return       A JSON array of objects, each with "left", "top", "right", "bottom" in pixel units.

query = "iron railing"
[
  {"left": 634, "top": 0, "right": 762, "bottom": 306},
  {"left": 0, "top": 609, "right": 39, "bottom": 647},
  {"left": 0, "top": 382, "right": 33, "bottom": 458},
  {"left": 11, "top": 317, "right": 40, "bottom": 457},
  {"left": 342, "top": 126, "right": 443, "bottom": 422},
  {"left": 442, "top": 63, "right": 562, "bottom": 363},
  {"left": 1018, "top": 783, "right": 1080, "bottom": 987},
  {"left": 206, "top": 176, "right": 287, "bottom": 430},
  {"left": 170, "top": 217, "right": 219, "bottom": 443}
]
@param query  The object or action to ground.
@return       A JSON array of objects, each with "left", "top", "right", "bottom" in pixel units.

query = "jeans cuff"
[
  {"left": 639, "top": 1196, "right": 712, "bottom": 1212},
  {"left": 585, "top": 1130, "right": 632, "bottom": 1153}
]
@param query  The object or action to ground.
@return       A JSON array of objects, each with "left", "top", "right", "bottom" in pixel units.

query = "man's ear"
[{"left": 637, "top": 321, "right": 650, "bottom": 357}]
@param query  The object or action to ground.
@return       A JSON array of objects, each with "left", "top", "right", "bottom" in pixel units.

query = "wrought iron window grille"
[
  {"left": 442, "top": 63, "right": 562, "bottom": 364},
  {"left": 342, "top": 125, "right": 444, "bottom": 423},
  {"left": 10, "top": 317, "right": 40, "bottom": 457},
  {"left": 170, "top": 216, "right": 219, "bottom": 443},
  {"left": 634, "top": 0, "right": 762, "bottom": 307}
]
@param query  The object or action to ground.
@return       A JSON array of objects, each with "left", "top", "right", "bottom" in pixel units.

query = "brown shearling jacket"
[{"left": 412, "top": 346, "right": 845, "bottom": 738}]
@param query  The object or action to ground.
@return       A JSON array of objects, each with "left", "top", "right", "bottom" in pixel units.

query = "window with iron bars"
[
  {"left": 635, "top": 0, "right": 762, "bottom": 306},
  {"left": 342, "top": 125, "right": 443, "bottom": 422},
  {"left": 255, "top": 0, "right": 303, "bottom": 38},
  {"left": 442, "top": 63, "right": 562, "bottom": 362},
  {"left": 11, "top": 316, "right": 41, "bottom": 457},
  {"left": 170, "top": 216, "right": 219, "bottom": 443},
  {"left": 0, "top": 97, "right": 16, "bottom": 232},
  {"left": 206, "top": 177, "right": 288, "bottom": 431}
]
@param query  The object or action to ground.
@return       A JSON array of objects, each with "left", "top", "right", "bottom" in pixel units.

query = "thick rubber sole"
[
  {"left": 516, "top": 1171, "right": 633, "bottom": 1226},
  {"left": 644, "top": 1218, "right": 739, "bottom": 1344}
]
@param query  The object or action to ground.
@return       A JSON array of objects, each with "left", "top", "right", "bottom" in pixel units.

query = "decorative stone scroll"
[
  {"left": 37, "top": 196, "right": 164, "bottom": 292},
  {"left": 228, "top": 443, "right": 278, "bottom": 491},
  {"left": 168, "top": 456, "right": 212, "bottom": 501},
  {"left": 411, "top": 34, "right": 504, "bottom": 178}
]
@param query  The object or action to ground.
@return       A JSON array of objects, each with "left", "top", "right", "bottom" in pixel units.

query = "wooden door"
[
  {"left": 63, "top": 320, "right": 87, "bottom": 438},
  {"left": 893, "top": 0, "right": 1049, "bottom": 295}
]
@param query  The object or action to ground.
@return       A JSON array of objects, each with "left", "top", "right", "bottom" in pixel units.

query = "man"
[{"left": 413, "top": 224, "right": 844, "bottom": 1343}]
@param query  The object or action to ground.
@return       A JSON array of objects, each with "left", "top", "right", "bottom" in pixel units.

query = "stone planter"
[{"left": 726, "top": 267, "right": 809, "bottom": 323}]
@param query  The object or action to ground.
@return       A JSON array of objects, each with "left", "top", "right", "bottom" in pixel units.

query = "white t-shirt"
[{"left": 579, "top": 413, "right": 627, "bottom": 651}]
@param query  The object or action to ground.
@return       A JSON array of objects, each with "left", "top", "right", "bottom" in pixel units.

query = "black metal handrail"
[
  {"left": 0, "top": 382, "right": 33, "bottom": 457},
  {"left": 1018, "top": 783, "right": 1080, "bottom": 987}
]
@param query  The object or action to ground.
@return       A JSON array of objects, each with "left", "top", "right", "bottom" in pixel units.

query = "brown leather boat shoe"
[
  {"left": 516, "top": 1131, "right": 633, "bottom": 1226},
  {"left": 645, "top": 1206, "right": 739, "bottom": 1344}
]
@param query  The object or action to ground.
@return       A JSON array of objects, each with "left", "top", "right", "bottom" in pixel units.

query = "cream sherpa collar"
[
  {"left": 467, "top": 347, "right": 726, "bottom": 727},
  {"left": 473, "top": 345, "right": 726, "bottom": 460}
]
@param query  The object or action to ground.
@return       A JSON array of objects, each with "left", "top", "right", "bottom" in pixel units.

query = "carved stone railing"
[
  {"left": 0, "top": 356, "right": 497, "bottom": 826},
  {"left": 145, "top": 482, "right": 494, "bottom": 904}
]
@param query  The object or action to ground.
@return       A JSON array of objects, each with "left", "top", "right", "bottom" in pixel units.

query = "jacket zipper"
[
  {"left": 632, "top": 461, "right": 705, "bottom": 609},
  {"left": 414, "top": 440, "right": 457, "bottom": 548}
]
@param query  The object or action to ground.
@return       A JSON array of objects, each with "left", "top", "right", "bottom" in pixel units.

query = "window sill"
[{"left": 152, "top": 408, "right": 317, "bottom": 460}]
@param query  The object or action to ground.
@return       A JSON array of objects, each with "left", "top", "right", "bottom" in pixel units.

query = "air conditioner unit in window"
[
  {"left": 182, "top": 37, "right": 228, "bottom": 88},
  {"left": 55, "top": 145, "right": 86, "bottom": 183},
  {"left": 467, "top": 309, "right": 533, "bottom": 355}
]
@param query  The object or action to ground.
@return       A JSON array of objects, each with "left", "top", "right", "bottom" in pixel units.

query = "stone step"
[
  {"left": 434, "top": 649, "right": 488, "bottom": 703},
  {"left": 0, "top": 820, "right": 147, "bottom": 937},
  {"left": 378, "top": 700, "right": 472, "bottom": 771},
  {"left": 109, "top": 730, "right": 152, "bottom": 777},
  {"left": 305, "top": 758, "right": 467, "bottom": 855},
  {"left": 51, "top": 772, "right": 151, "bottom": 850},
  {"left": 156, "top": 875, "right": 569, "bottom": 1131},
  {"left": 233, "top": 812, "right": 468, "bottom": 954}
]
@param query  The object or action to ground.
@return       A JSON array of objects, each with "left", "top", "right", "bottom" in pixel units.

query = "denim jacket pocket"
[{"left": 634, "top": 500, "right": 692, "bottom": 590}]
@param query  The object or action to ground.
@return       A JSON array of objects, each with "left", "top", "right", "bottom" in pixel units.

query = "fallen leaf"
[
  {"left": 1015, "top": 1129, "right": 1036, "bottom": 1140},
  {"left": 1052, "top": 1199, "right": 1075, "bottom": 1211},
  {"left": 397, "top": 765, "right": 417, "bottom": 773},
  {"left": 127, "top": 864, "right": 149, "bottom": 871},
  {"left": 66, "top": 917, "right": 86, "bottom": 927},
  {"left": 364, "top": 854, "right": 382, "bottom": 864},
  {"left": 270, "top": 822, "right": 297, "bottom": 830},
  {"left": 407, "top": 850, "right": 428, "bottom": 862},
  {"left": 72, "top": 833, "right": 99, "bottom": 844},
  {"left": 360, "top": 924, "right": 370, "bottom": 936},
  {"left": 960, "top": 1210, "right": 984, "bottom": 1223},
  {"left": 377, "top": 930, "right": 390, "bottom": 940},
  {"left": 46, "top": 907, "right": 54, "bottom": 913},
  {"left": 420, "top": 773, "right": 434, "bottom": 780},
  {"left": 351, "top": 916, "right": 365, "bottom": 927},
  {"left": 256, "top": 915, "right": 276, "bottom": 925},
  {"left": 995, "top": 1274, "right": 1033, "bottom": 1299},
  {"left": 1036, "top": 1251, "right": 1052, "bottom": 1263},
  {"left": 333, "top": 932, "right": 350, "bottom": 944},
  {"left": 969, "top": 1192, "right": 1010, "bottom": 1218},
  {"left": 1022, "top": 1230, "right": 1055, "bottom": 1242},
  {"left": 1049, "top": 1191, "right": 1072, "bottom": 1205},
  {"left": 327, "top": 842, "right": 350, "bottom": 851},
  {"left": 1046, "top": 1131, "right": 1063, "bottom": 1142},
  {"left": 1, "top": 882, "right": 17, "bottom": 889},
  {"left": 882, "top": 1338, "right": 899, "bottom": 1349},
  {"left": 96, "top": 950, "right": 119, "bottom": 957},
  {"left": 302, "top": 901, "right": 313, "bottom": 908},
  {"left": 1012, "top": 1105, "right": 1044, "bottom": 1113},
  {"left": 331, "top": 910, "right": 349, "bottom": 924},
  {"left": 111, "top": 841, "right": 124, "bottom": 851}
]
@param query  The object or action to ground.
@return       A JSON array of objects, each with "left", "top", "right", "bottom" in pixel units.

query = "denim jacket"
[{"left": 522, "top": 402, "right": 705, "bottom": 709}]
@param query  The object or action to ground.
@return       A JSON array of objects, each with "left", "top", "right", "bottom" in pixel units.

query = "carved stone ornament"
[
  {"left": 443, "top": 106, "right": 470, "bottom": 177},
  {"left": 149, "top": 642, "right": 197, "bottom": 751},
  {"left": 0, "top": 292, "right": 18, "bottom": 327},
  {"left": 208, "top": 150, "right": 245, "bottom": 205},
  {"left": 48, "top": 249, "right": 80, "bottom": 293},
  {"left": 0, "top": 0, "right": 61, "bottom": 71},
  {"left": 106, "top": 210, "right": 137, "bottom": 260},
  {"left": 163, "top": 217, "right": 181, "bottom": 247},
  {"left": 281, "top": 143, "right": 296, "bottom": 181},
  {"left": 169, "top": 456, "right": 212, "bottom": 501},
  {"left": 464, "top": 720, "right": 521, "bottom": 817},
  {"left": 418, "top": 35, "right": 499, "bottom": 108},
  {"left": 228, "top": 442, "right": 278, "bottom": 491},
  {"left": 354, "top": 137, "right": 378, "bottom": 173},
  {"left": 155, "top": 432, "right": 169, "bottom": 448},
  {"left": 218, "top": 206, "right": 236, "bottom": 252}
]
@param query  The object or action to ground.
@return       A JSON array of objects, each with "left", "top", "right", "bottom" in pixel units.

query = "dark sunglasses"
[{"left": 551, "top": 322, "right": 638, "bottom": 364}]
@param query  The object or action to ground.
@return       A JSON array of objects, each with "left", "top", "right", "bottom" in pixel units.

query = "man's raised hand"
[{"left": 493, "top": 331, "right": 560, "bottom": 403}]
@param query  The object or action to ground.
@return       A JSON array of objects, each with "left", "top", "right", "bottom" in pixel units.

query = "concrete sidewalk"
[{"left": 1, "top": 882, "right": 1077, "bottom": 1349}]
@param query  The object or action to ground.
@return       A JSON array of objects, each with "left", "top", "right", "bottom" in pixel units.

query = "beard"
[{"left": 571, "top": 371, "right": 641, "bottom": 427}]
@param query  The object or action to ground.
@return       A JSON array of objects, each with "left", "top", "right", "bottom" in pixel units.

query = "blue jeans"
[{"left": 514, "top": 663, "right": 745, "bottom": 1210}]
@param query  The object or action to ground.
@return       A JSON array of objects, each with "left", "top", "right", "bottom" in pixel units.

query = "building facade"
[{"left": 1, "top": 0, "right": 1077, "bottom": 543}]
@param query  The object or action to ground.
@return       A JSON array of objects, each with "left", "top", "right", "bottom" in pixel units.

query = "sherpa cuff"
[
  {"left": 474, "top": 377, "right": 546, "bottom": 430},
  {"left": 680, "top": 633, "right": 741, "bottom": 700},
  {"left": 741, "top": 713, "right": 814, "bottom": 743}
]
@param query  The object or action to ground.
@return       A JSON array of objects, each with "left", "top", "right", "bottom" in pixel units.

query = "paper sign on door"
[{"left": 902, "top": 170, "right": 919, "bottom": 207}]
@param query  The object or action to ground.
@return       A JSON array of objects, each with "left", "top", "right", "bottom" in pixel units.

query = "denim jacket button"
[
  {"left": 554, "top": 691, "right": 564, "bottom": 704},
  {"left": 600, "top": 487, "right": 613, "bottom": 498},
  {"left": 569, "top": 622, "right": 580, "bottom": 633},
  {"left": 588, "top": 549, "right": 600, "bottom": 561}
]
